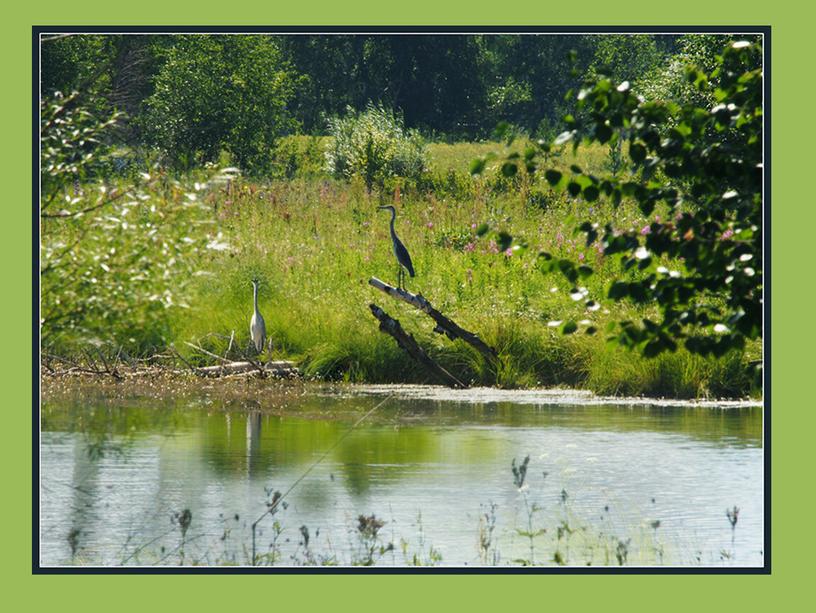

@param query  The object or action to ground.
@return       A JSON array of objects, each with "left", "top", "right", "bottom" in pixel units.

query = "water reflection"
[
  {"left": 40, "top": 387, "right": 764, "bottom": 567},
  {"left": 246, "top": 411, "right": 262, "bottom": 476}
]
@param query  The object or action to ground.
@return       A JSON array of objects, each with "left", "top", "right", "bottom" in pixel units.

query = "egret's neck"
[{"left": 253, "top": 284, "right": 259, "bottom": 312}]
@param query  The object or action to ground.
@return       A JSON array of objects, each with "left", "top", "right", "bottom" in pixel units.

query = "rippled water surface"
[{"left": 40, "top": 385, "right": 763, "bottom": 567}]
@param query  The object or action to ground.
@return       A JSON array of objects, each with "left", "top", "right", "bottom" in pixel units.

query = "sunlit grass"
[{"left": 162, "top": 140, "right": 759, "bottom": 398}]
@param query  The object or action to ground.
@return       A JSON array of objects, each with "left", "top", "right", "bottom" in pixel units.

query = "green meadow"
[{"left": 151, "top": 137, "right": 758, "bottom": 398}]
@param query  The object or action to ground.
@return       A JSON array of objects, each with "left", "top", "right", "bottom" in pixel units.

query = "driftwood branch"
[
  {"left": 197, "top": 361, "right": 298, "bottom": 378},
  {"left": 369, "top": 277, "right": 498, "bottom": 362},
  {"left": 184, "top": 340, "right": 298, "bottom": 378},
  {"left": 184, "top": 341, "right": 231, "bottom": 365},
  {"left": 369, "top": 303, "right": 466, "bottom": 389}
]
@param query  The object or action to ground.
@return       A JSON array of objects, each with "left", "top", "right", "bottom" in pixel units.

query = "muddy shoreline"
[{"left": 41, "top": 371, "right": 762, "bottom": 410}]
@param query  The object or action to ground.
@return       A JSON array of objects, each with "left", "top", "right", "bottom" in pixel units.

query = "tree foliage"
[
  {"left": 42, "top": 33, "right": 678, "bottom": 146},
  {"left": 41, "top": 92, "right": 230, "bottom": 351},
  {"left": 492, "top": 40, "right": 763, "bottom": 367},
  {"left": 141, "top": 35, "right": 299, "bottom": 174}
]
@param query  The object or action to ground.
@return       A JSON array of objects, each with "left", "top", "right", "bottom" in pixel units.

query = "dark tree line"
[
  {"left": 41, "top": 34, "right": 697, "bottom": 136},
  {"left": 41, "top": 33, "right": 742, "bottom": 172}
]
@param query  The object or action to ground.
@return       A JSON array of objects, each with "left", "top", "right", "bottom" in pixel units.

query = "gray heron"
[
  {"left": 378, "top": 205, "right": 415, "bottom": 290},
  {"left": 250, "top": 278, "right": 266, "bottom": 355}
]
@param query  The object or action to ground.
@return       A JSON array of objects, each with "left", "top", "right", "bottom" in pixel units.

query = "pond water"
[{"left": 39, "top": 384, "right": 764, "bottom": 568}]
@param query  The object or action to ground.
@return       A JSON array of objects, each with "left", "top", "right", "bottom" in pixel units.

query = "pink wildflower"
[
  {"left": 504, "top": 247, "right": 513, "bottom": 257},
  {"left": 640, "top": 225, "right": 651, "bottom": 235}
]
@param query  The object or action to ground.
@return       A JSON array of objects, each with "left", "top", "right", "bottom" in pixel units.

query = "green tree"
[
  {"left": 142, "top": 35, "right": 299, "bottom": 174},
  {"left": 585, "top": 34, "right": 664, "bottom": 87},
  {"left": 40, "top": 92, "right": 225, "bottom": 352},
  {"left": 493, "top": 40, "right": 763, "bottom": 371},
  {"left": 482, "top": 35, "right": 596, "bottom": 134},
  {"left": 638, "top": 34, "right": 760, "bottom": 107}
]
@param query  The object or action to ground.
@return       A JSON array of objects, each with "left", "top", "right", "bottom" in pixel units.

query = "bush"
[
  {"left": 141, "top": 36, "right": 299, "bottom": 175},
  {"left": 41, "top": 92, "right": 230, "bottom": 353},
  {"left": 325, "top": 104, "right": 427, "bottom": 190},
  {"left": 270, "top": 135, "right": 327, "bottom": 179},
  {"left": 498, "top": 40, "right": 762, "bottom": 372}
]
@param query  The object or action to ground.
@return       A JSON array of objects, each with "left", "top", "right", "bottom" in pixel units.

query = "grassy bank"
[{"left": 43, "top": 139, "right": 760, "bottom": 398}]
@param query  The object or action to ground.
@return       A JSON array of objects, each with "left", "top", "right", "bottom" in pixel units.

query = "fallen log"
[
  {"left": 368, "top": 277, "right": 498, "bottom": 362},
  {"left": 197, "top": 361, "right": 299, "bottom": 378},
  {"left": 369, "top": 303, "right": 466, "bottom": 389}
]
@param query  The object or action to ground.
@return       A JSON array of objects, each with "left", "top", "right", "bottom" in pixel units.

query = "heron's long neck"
[
  {"left": 389, "top": 210, "right": 397, "bottom": 239},
  {"left": 253, "top": 284, "right": 259, "bottom": 312}
]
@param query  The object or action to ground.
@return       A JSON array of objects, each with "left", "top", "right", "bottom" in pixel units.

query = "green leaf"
[
  {"left": 501, "top": 162, "right": 518, "bottom": 177},
  {"left": 469, "top": 157, "right": 486, "bottom": 175},
  {"left": 595, "top": 123, "right": 613, "bottom": 144},
  {"left": 629, "top": 143, "right": 646, "bottom": 164},
  {"left": 583, "top": 185, "right": 599, "bottom": 202},
  {"left": 561, "top": 321, "right": 578, "bottom": 335},
  {"left": 608, "top": 282, "right": 628, "bottom": 299},
  {"left": 545, "top": 169, "right": 562, "bottom": 186},
  {"left": 497, "top": 231, "right": 513, "bottom": 251}
]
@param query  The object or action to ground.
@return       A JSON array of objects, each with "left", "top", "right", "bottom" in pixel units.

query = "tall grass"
[{"left": 162, "top": 140, "right": 759, "bottom": 398}]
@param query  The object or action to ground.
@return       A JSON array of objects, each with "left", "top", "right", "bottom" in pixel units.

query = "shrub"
[
  {"left": 270, "top": 135, "right": 327, "bottom": 179},
  {"left": 494, "top": 40, "right": 763, "bottom": 373},
  {"left": 41, "top": 92, "right": 230, "bottom": 353},
  {"left": 325, "top": 104, "right": 427, "bottom": 190},
  {"left": 141, "top": 36, "right": 299, "bottom": 175}
]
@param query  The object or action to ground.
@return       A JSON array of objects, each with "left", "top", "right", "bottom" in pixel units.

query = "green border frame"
[{"left": 6, "top": 0, "right": 806, "bottom": 608}]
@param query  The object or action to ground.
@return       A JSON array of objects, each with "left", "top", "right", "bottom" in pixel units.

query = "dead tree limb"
[
  {"left": 197, "top": 361, "right": 298, "bottom": 377},
  {"left": 369, "top": 303, "right": 466, "bottom": 389},
  {"left": 184, "top": 341, "right": 232, "bottom": 365},
  {"left": 368, "top": 277, "right": 498, "bottom": 362},
  {"left": 169, "top": 347, "right": 204, "bottom": 376}
]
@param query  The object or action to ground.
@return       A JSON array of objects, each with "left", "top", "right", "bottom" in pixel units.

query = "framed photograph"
[{"left": 34, "top": 25, "right": 768, "bottom": 574}]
